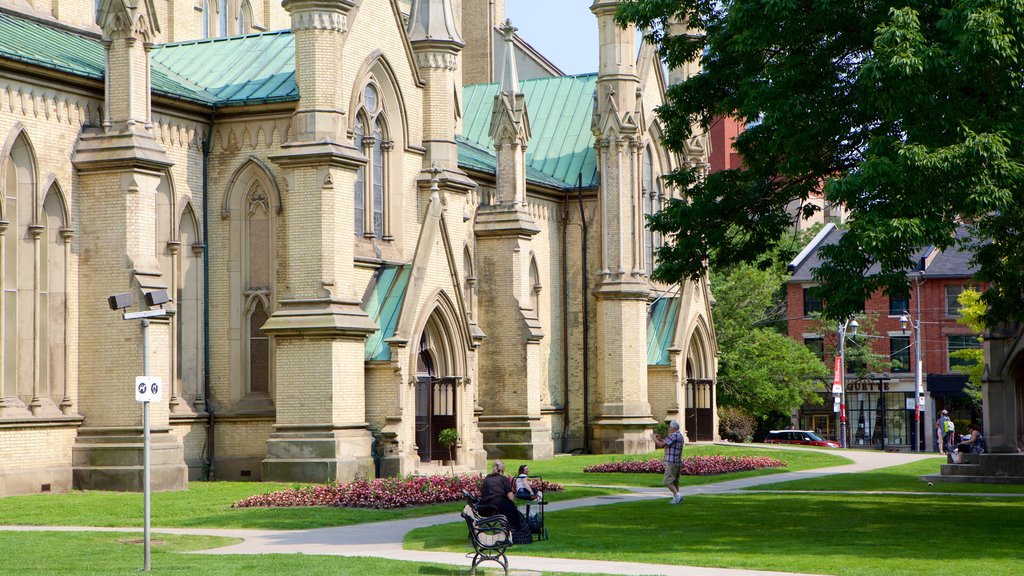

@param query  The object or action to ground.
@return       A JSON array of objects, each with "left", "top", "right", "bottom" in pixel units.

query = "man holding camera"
[{"left": 652, "top": 420, "right": 685, "bottom": 504}]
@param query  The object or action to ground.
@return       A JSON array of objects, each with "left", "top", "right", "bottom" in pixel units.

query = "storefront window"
[{"left": 848, "top": 391, "right": 914, "bottom": 448}]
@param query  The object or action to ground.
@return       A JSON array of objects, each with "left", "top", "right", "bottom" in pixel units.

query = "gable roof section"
[
  {"left": 787, "top": 224, "right": 976, "bottom": 283},
  {"left": 460, "top": 73, "right": 598, "bottom": 190},
  {"left": 647, "top": 296, "right": 681, "bottom": 366},
  {"left": 363, "top": 265, "right": 412, "bottom": 361},
  {"left": 151, "top": 32, "right": 297, "bottom": 106}
]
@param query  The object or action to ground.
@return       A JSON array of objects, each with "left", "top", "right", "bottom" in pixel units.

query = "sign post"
[{"left": 125, "top": 309, "right": 167, "bottom": 572}]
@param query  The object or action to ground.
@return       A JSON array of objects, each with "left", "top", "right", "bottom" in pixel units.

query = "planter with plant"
[{"left": 438, "top": 427, "right": 459, "bottom": 475}]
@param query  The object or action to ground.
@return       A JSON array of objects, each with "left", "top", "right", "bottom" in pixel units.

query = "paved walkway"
[{"left": 0, "top": 446, "right": 940, "bottom": 576}]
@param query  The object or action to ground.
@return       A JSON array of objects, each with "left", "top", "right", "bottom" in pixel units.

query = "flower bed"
[
  {"left": 233, "top": 474, "right": 564, "bottom": 509},
  {"left": 583, "top": 455, "right": 786, "bottom": 475}
]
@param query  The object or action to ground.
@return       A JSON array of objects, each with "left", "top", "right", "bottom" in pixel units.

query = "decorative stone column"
[
  {"left": 70, "top": 0, "right": 186, "bottom": 491},
  {"left": 588, "top": 0, "right": 656, "bottom": 454},
  {"left": 262, "top": 0, "right": 377, "bottom": 483},
  {"left": 473, "top": 22, "right": 553, "bottom": 460}
]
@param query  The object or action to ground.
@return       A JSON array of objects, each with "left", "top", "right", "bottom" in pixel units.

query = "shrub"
[
  {"left": 718, "top": 406, "right": 756, "bottom": 443},
  {"left": 583, "top": 455, "right": 785, "bottom": 476},
  {"left": 232, "top": 474, "right": 564, "bottom": 509}
]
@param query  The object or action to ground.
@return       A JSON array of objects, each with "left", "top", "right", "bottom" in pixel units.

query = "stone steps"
[{"left": 920, "top": 453, "right": 1024, "bottom": 485}]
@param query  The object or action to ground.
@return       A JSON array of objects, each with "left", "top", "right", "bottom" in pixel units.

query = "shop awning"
[{"left": 926, "top": 373, "right": 969, "bottom": 396}]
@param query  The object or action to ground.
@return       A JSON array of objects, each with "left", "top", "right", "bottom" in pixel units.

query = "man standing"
[
  {"left": 935, "top": 410, "right": 951, "bottom": 455},
  {"left": 652, "top": 420, "right": 685, "bottom": 504}
]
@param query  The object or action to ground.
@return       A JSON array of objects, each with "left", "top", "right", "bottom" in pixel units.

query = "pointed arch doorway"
[
  {"left": 685, "top": 328, "right": 716, "bottom": 442},
  {"left": 415, "top": 312, "right": 460, "bottom": 462}
]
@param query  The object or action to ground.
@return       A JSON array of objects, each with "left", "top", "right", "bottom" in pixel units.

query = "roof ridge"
[
  {"left": 463, "top": 72, "right": 599, "bottom": 90},
  {"left": 153, "top": 29, "right": 292, "bottom": 49}
]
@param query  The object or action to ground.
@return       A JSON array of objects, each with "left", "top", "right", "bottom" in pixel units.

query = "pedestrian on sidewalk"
[
  {"left": 652, "top": 420, "right": 685, "bottom": 504},
  {"left": 935, "top": 410, "right": 952, "bottom": 455}
]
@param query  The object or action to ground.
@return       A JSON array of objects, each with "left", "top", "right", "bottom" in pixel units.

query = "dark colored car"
[{"left": 763, "top": 430, "right": 841, "bottom": 448}]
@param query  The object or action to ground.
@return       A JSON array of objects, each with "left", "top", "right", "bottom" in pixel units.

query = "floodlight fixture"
[
  {"left": 144, "top": 290, "right": 169, "bottom": 308},
  {"left": 108, "top": 292, "right": 133, "bottom": 311}
]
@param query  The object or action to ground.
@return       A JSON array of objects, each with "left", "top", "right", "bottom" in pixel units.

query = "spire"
[
  {"left": 497, "top": 19, "right": 519, "bottom": 95},
  {"left": 407, "top": 0, "right": 464, "bottom": 46},
  {"left": 97, "top": 0, "right": 160, "bottom": 42}
]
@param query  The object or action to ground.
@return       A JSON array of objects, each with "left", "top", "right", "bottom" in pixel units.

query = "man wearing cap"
[
  {"left": 652, "top": 420, "right": 685, "bottom": 504},
  {"left": 935, "top": 410, "right": 952, "bottom": 455}
]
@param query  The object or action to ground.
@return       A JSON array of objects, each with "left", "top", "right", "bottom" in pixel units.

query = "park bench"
[{"left": 461, "top": 502, "right": 513, "bottom": 575}]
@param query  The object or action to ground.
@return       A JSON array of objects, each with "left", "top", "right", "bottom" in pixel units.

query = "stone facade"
[{"left": 0, "top": 0, "right": 717, "bottom": 496}]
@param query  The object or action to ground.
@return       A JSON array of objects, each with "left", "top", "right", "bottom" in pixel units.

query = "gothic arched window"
[
  {"left": 243, "top": 184, "right": 272, "bottom": 395},
  {"left": 201, "top": 0, "right": 211, "bottom": 38},
  {"left": 529, "top": 256, "right": 541, "bottom": 318},
  {"left": 218, "top": 0, "right": 229, "bottom": 37},
  {"left": 177, "top": 206, "right": 203, "bottom": 408},
  {"left": 642, "top": 146, "right": 655, "bottom": 274},
  {"left": 237, "top": 0, "right": 252, "bottom": 34},
  {"left": 353, "top": 83, "right": 391, "bottom": 240}
]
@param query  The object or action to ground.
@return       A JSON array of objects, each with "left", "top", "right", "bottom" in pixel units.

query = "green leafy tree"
[
  {"left": 710, "top": 233, "right": 829, "bottom": 420},
  {"left": 617, "top": 1, "right": 1024, "bottom": 325},
  {"left": 950, "top": 288, "right": 986, "bottom": 409}
]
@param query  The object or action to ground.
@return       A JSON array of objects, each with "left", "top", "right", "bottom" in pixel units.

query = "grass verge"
[
  {"left": 0, "top": 483, "right": 621, "bottom": 530},
  {"left": 406, "top": 492, "right": 1024, "bottom": 576},
  {"left": 746, "top": 457, "right": 1024, "bottom": 493},
  {"left": 499, "top": 444, "right": 851, "bottom": 488},
  {"left": 0, "top": 531, "right": 625, "bottom": 575}
]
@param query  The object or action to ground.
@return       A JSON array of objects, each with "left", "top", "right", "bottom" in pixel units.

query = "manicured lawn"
[
  {"left": 406, "top": 492, "right": 1024, "bottom": 576},
  {"left": 0, "top": 482, "right": 620, "bottom": 530},
  {"left": 748, "top": 457, "right": 1024, "bottom": 494},
  {"left": 499, "top": 444, "right": 851, "bottom": 488},
  {"left": 0, "top": 531, "right": 617, "bottom": 575}
]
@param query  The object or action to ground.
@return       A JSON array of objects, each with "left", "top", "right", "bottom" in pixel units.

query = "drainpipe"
[
  {"left": 201, "top": 108, "right": 216, "bottom": 480},
  {"left": 577, "top": 173, "right": 590, "bottom": 453},
  {"left": 560, "top": 192, "right": 570, "bottom": 449}
]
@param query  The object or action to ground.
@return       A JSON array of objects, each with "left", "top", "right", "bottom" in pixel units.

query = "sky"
[{"left": 505, "top": 0, "right": 599, "bottom": 75}]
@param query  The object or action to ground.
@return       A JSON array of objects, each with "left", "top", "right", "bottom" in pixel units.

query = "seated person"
[
  {"left": 514, "top": 464, "right": 542, "bottom": 501},
  {"left": 957, "top": 424, "right": 986, "bottom": 455},
  {"left": 479, "top": 460, "right": 531, "bottom": 544}
]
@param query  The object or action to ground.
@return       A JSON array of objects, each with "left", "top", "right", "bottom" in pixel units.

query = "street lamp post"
[
  {"left": 900, "top": 311, "right": 924, "bottom": 453},
  {"left": 837, "top": 317, "right": 859, "bottom": 449}
]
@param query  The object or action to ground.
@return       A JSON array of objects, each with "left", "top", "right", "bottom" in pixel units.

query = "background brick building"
[{"left": 787, "top": 224, "right": 982, "bottom": 451}]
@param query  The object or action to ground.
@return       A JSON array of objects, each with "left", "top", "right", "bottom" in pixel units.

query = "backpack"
[{"left": 942, "top": 419, "right": 955, "bottom": 434}]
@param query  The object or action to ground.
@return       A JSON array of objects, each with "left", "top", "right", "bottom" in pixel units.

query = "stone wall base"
[
  {"left": 478, "top": 415, "right": 554, "bottom": 460},
  {"left": 591, "top": 416, "right": 658, "bottom": 454},
  {"left": 72, "top": 429, "right": 188, "bottom": 492},
  {"left": 261, "top": 428, "right": 374, "bottom": 483},
  {"left": 0, "top": 466, "right": 73, "bottom": 496}
]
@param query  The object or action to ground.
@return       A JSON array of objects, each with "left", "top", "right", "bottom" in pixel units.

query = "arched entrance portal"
[
  {"left": 415, "top": 312, "right": 460, "bottom": 462},
  {"left": 685, "top": 326, "right": 716, "bottom": 441}
]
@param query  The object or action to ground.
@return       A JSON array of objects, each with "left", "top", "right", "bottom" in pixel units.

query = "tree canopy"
[
  {"left": 618, "top": 0, "right": 1024, "bottom": 324},
  {"left": 709, "top": 233, "right": 829, "bottom": 419}
]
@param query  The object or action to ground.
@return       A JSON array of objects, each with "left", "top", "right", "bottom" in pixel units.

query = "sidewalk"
[{"left": 0, "top": 447, "right": 939, "bottom": 576}]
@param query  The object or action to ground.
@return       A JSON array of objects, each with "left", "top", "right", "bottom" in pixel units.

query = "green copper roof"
[
  {"left": 460, "top": 74, "right": 599, "bottom": 190},
  {"left": 0, "top": 12, "right": 104, "bottom": 79},
  {"left": 151, "top": 32, "right": 297, "bottom": 106},
  {"left": 0, "top": 11, "right": 294, "bottom": 107},
  {"left": 647, "top": 297, "right": 681, "bottom": 366},
  {"left": 457, "top": 136, "right": 570, "bottom": 190},
  {"left": 363, "top": 265, "right": 412, "bottom": 361}
]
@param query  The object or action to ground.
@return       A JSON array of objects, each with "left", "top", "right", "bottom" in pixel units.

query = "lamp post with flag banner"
[{"left": 836, "top": 317, "right": 858, "bottom": 448}]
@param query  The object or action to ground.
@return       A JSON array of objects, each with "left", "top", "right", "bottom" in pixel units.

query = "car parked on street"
[{"left": 763, "top": 430, "right": 841, "bottom": 448}]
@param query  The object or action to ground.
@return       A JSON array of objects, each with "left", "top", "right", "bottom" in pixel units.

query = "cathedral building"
[{"left": 0, "top": 0, "right": 717, "bottom": 495}]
